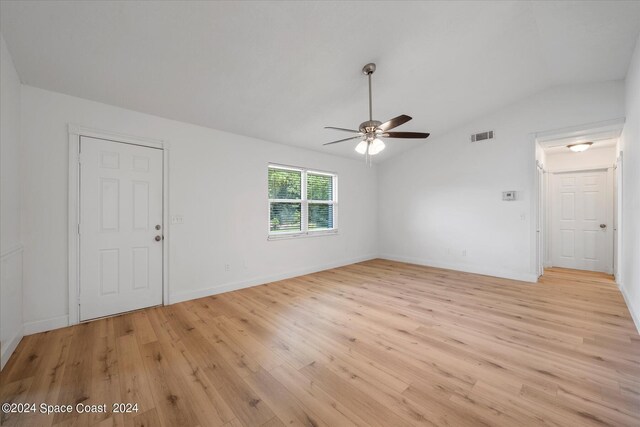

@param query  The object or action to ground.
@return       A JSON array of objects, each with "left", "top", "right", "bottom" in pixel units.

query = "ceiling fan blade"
[
  {"left": 378, "top": 115, "right": 412, "bottom": 132},
  {"left": 385, "top": 131, "right": 430, "bottom": 139},
  {"left": 325, "top": 126, "right": 362, "bottom": 134},
  {"left": 323, "top": 136, "right": 363, "bottom": 146}
]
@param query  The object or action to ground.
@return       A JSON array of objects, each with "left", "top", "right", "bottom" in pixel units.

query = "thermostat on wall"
[{"left": 502, "top": 191, "right": 516, "bottom": 201}]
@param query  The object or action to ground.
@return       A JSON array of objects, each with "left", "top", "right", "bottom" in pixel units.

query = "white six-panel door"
[
  {"left": 79, "top": 136, "right": 163, "bottom": 321},
  {"left": 551, "top": 170, "right": 612, "bottom": 273}
]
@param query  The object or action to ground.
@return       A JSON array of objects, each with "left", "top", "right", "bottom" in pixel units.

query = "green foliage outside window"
[
  {"left": 308, "top": 203, "right": 333, "bottom": 230},
  {"left": 307, "top": 174, "right": 332, "bottom": 200},
  {"left": 268, "top": 168, "right": 301, "bottom": 199}
]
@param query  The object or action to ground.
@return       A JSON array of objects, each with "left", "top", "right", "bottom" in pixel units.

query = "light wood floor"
[{"left": 1, "top": 260, "right": 639, "bottom": 426}]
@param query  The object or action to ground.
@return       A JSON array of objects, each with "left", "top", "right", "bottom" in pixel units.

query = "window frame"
[{"left": 267, "top": 163, "right": 338, "bottom": 240}]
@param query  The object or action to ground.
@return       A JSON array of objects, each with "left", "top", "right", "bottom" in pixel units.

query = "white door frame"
[
  {"left": 535, "top": 160, "right": 546, "bottom": 277},
  {"left": 531, "top": 117, "right": 624, "bottom": 281},
  {"left": 614, "top": 152, "right": 623, "bottom": 283},
  {"left": 68, "top": 124, "right": 170, "bottom": 325}
]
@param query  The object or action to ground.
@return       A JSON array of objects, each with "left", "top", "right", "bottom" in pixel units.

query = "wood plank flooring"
[{"left": 1, "top": 260, "right": 639, "bottom": 426}]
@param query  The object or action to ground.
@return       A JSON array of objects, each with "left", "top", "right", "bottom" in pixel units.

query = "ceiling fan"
[{"left": 323, "top": 63, "right": 430, "bottom": 156}]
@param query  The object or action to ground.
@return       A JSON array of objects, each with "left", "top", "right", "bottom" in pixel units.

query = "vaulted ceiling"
[{"left": 2, "top": 1, "right": 639, "bottom": 161}]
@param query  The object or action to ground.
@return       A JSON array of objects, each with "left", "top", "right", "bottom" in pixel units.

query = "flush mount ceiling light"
[
  {"left": 567, "top": 142, "right": 593, "bottom": 152},
  {"left": 323, "top": 63, "right": 430, "bottom": 159}
]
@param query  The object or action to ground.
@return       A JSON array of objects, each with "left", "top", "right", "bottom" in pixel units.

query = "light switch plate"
[{"left": 502, "top": 191, "right": 516, "bottom": 201}]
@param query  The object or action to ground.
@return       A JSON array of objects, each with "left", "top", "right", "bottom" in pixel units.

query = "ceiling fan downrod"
[{"left": 363, "top": 62, "right": 376, "bottom": 122}]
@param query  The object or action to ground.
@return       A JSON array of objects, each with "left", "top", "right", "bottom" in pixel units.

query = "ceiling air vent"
[{"left": 470, "top": 130, "right": 494, "bottom": 142}]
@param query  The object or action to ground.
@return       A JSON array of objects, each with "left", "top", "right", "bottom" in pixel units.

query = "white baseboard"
[
  {"left": 170, "top": 254, "right": 377, "bottom": 304},
  {"left": 1, "top": 328, "right": 23, "bottom": 370},
  {"left": 23, "top": 315, "right": 69, "bottom": 336},
  {"left": 619, "top": 281, "right": 640, "bottom": 335},
  {"left": 379, "top": 254, "right": 539, "bottom": 283}
]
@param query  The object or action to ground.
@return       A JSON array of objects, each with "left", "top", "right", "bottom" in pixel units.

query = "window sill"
[{"left": 267, "top": 229, "right": 338, "bottom": 241}]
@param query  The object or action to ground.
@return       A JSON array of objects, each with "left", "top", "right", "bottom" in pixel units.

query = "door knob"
[
  {"left": 155, "top": 224, "right": 161, "bottom": 230},
  {"left": 600, "top": 224, "right": 607, "bottom": 229},
  {"left": 155, "top": 235, "right": 162, "bottom": 241}
]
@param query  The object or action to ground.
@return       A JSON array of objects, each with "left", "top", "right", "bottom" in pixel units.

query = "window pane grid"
[{"left": 268, "top": 165, "right": 337, "bottom": 237}]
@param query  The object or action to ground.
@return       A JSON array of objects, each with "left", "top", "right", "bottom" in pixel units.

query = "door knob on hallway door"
[
  {"left": 600, "top": 224, "right": 606, "bottom": 229},
  {"left": 155, "top": 235, "right": 162, "bottom": 241}
]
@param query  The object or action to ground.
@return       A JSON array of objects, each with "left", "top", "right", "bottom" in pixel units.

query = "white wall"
[
  {"left": 1, "top": 35, "right": 23, "bottom": 368},
  {"left": 378, "top": 81, "right": 625, "bottom": 282},
  {"left": 20, "top": 86, "right": 378, "bottom": 332},
  {"left": 619, "top": 33, "right": 640, "bottom": 331},
  {"left": 545, "top": 145, "right": 617, "bottom": 171}
]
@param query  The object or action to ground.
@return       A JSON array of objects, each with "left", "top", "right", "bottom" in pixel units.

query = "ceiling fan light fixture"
[
  {"left": 355, "top": 140, "right": 368, "bottom": 154},
  {"left": 355, "top": 138, "right": 386, "bottom": 155},
  {"left": 567, "top": 142, "right": 593, "bottom": 152},
  {"left": 369, "top": 138, "right": 385, "bottom": 155}
]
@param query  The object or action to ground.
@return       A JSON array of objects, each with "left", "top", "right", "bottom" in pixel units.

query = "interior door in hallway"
[
  {"left": 79, "top": 136, "right": 163, "bottom": 321},
  {"left": 551, "top": 170, "right": 612, "bottom": 273}
]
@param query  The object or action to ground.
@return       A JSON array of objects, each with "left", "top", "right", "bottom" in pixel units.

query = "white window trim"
[{"left": 268, "top": 163, "right": 338, "bottom": 240}]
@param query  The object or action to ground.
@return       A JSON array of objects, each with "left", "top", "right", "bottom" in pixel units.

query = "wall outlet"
[
  {"left": 462, "top": 249, "right": 467, "bottom": 257},
  {"left": 171, "top": 215, "right": 184, "bottom": 224},
  {"left": 224, "top": 264, "right": 230, "bottom": 272}
]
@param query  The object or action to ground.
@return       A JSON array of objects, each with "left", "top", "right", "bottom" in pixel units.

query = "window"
[{"left": 268, "top": 164, "right": 337, "bottom": 238}]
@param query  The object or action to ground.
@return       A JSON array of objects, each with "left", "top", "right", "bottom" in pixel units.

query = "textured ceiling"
[{"left": 1, "top": 1, "right": 639, "bottom": 161}]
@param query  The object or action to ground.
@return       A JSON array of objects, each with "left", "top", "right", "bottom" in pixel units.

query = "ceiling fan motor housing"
[{"left": 359, "top": 120, "right": 381, "bottom": 134}]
